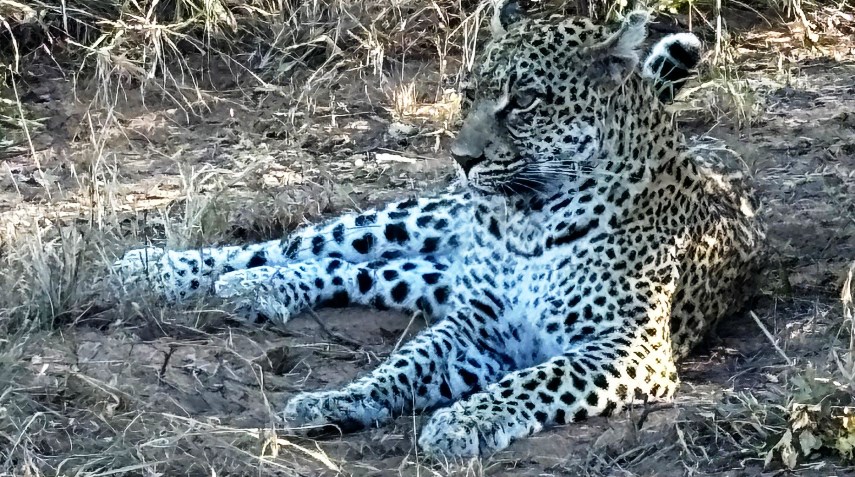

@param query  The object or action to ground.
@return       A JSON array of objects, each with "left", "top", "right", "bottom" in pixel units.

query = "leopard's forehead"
[{"left": 476, "top": 16, "right": 612, "bottom": 91}]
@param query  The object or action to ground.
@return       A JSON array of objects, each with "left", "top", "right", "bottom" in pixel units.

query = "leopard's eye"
[{"left": 509, "top": 92, "right": 537, "bottom": 111}]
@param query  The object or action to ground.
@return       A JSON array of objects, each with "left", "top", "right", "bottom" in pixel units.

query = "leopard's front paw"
[
  {"left": 419, "top": 402, "right": 518, "bottom": 458},
  {"left": 214, "top": 267, "right": 303, "bottom": 326},
  {"left": 280, "top": 389, "right": 391, "bottom": 430}
]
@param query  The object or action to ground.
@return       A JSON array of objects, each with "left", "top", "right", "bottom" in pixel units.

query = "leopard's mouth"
[
  {"left": 454, "top": 151, "right": 553, "bottom": 196},
  {"left": 468, "top": 176, "right": 546, "bottom": 196}
]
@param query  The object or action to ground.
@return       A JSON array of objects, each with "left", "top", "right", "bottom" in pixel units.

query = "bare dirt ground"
[{"left": 2, "top": 12, "right": 855, "bottom": 477}]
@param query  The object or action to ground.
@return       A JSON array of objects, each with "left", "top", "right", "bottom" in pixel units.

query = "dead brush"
[
  {"left": 764, "top": 261, "right": 855, "bottom": 468},
  {"left": 675, "top": 390, "right": 789, "bottom": 470},
  {"left": 3, "top": 0, "right": 492, "bottom": 118},
  {"left": 677, "top": 40, "right": 767, "bottom": 129},
  {"left": 3, "top": 224, "right": 94, "bottom": 327},
  {"left": 0, "top": 2, "right": 44, "bottom": 162},
  {"left": 676, "top": 264, "right": 855, "bottom": 471}
]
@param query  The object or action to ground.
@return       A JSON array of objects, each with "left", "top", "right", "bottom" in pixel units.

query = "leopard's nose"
[{"left": 451, "top": 150, "right": 486, "bottom": 176}]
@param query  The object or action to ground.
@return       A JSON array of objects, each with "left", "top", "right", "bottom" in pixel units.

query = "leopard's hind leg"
[{"left": 114, "top": 194, "right": 469, "bottom": 302}]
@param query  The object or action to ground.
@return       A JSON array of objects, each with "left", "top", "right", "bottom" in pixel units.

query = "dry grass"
[
  {"left": 2, "top": 0, "right": 855, "bottom": 475},
  {"left": 673, "top": 267, "right": 855, "bottom": 472}
]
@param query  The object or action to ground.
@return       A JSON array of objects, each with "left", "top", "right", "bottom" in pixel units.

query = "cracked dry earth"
[{"left": 8, "top": 27, "right": 855, "bottom": 477}]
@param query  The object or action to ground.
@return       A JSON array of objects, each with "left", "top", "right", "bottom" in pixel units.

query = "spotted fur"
[{"left": 114, "top": 5, "right": 764, "bottom": 458}]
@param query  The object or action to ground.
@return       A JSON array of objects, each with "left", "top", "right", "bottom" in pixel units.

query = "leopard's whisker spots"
[{"left": 534, "top": 164, "right": 624, "bottom": 180}]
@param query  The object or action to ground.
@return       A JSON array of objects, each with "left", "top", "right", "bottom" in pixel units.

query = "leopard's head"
[{"left": 451, "top": 2, "right": 654, "bottom": 195}]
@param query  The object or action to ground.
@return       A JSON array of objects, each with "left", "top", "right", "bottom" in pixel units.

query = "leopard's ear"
[
  {"left": 642, "top": 32, "right": 703, "bottom": 102},
  {"left": 491, "top": 0, "right": 524, "bottom": 37},
  {"left": 584, "top": 10, "right": 649, "bottom": 90}
]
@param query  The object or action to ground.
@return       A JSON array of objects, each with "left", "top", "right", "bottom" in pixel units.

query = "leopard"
[{"left": 114, "top": 2, "right": 764, "bottom": 458}]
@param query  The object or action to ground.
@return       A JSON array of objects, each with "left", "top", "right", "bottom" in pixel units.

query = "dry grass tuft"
[
  {"left": 765, "top": 262, "right": 855, "bottom": 468},
  {"left": 671, "top": 264, "right": 855, "bottom": 471}
]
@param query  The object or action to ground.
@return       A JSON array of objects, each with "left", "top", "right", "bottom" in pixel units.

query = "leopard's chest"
[{"left": 451, "top": 203, "right": 607, "bottom": 306}]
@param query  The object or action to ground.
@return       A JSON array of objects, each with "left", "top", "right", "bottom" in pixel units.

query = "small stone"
[
  {"left": 388, "top": 122, "right": 418, "bottom": 139},
  {"left": 351, "top": 154, "right": 367, "bottom": 168}
]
